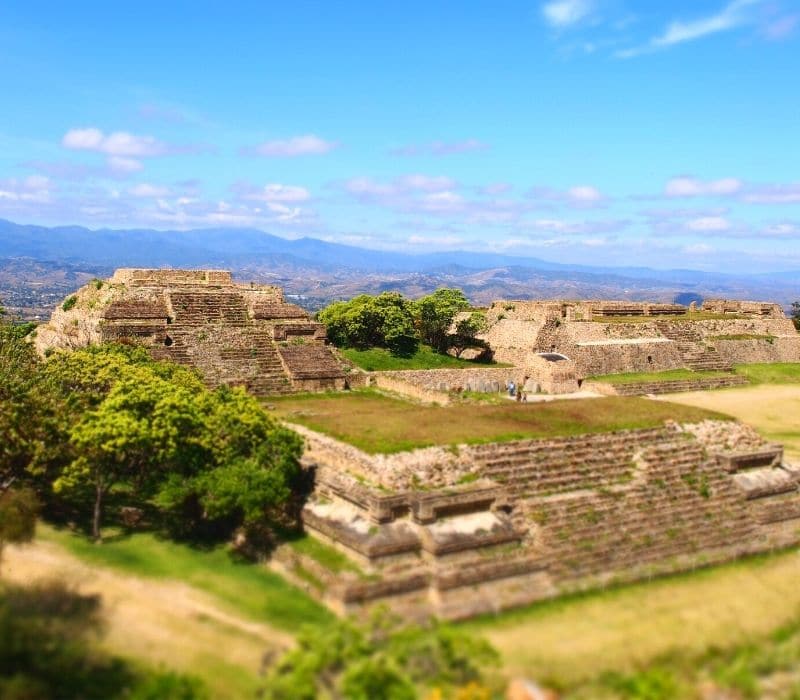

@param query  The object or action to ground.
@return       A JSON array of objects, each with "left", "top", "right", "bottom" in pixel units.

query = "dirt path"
[{"left": 2, "top": 540, "right": 292, "bottom": 696}]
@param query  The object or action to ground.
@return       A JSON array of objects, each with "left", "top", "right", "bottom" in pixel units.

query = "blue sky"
[{"left": 1, "top": 0, "right": 799, "bottom": 272}]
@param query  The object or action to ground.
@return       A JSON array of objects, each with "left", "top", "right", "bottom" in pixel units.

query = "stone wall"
[
  {"left": 480, "top": 302, "right": 800, "bottom": 380},
  {"left": 35, "top": 269, "right": 347, "bottom": 395},
  {"left": 293, "top": 419, "right": 800, "bottom": 620}
]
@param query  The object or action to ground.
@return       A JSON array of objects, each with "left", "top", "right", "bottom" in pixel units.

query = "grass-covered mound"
[
  {"left": 269, "top": 390, "right": 729, "bottom": 454},
  {"left": 341, "top": 344, "right": 502, "bottom": 371}
]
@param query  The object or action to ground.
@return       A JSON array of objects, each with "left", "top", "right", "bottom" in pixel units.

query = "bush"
[{"left": 61, "top": 296, "right": 78, "bottom": 312}]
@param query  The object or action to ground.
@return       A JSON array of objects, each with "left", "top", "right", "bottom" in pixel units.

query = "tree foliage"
[
  {"left": 791, "top": 301, "right": 800, "bottom": 330},
  {"left": 44, "top": 345, "right": 303, "bottom": 541},
  {"left": 0, "top": 320, "right": 304, "bottom": 543},
  {"left": 261, "top": 610, "right": 499, "bottom": 700},
  {"left": 318, "top": 292, "right": 418, "bottom": 356},
  {"left": 318, "top": 288, "right": 481, "bottom": 357},
  {"left": 449, "top": 311, "right": 488, "bottom": 358},
  {"left": 414, "top": 288, "right": 471, "bottom": 353}
]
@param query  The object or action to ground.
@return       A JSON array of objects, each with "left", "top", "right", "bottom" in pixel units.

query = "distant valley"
[{"left": 1, "top": 218, "right": 798, "bottom": 320}]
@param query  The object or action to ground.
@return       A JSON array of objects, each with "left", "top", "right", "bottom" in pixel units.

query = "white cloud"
[
  {"left": 686, "top": 216, "right": 731, "bottom": 232},
  {"left": 618, "top": 0, "right": 765, "bottom": 57},
  {"left": 683, "top": 243, "right": 715, "bottom": 255},
  {"left": 418, "top": 191, "right": 465, "bottom": 213},
  {"left": 542, "top": 0, "right": 594, "bottom": 27},
  {"left": 741, "top": 183, "right": 800, "bottom": 204},
  {"left": 568, "top": 185, "right": 603, "bottom": 203},
  {"left": 252, "top": 134, "right": 338, "bottom": 157},
  {"left": 0, "top": 175, "right": 52, "bottom": 203},
  {"left": 665, "top": 176, "right": 743, "bottom": 197},
  {"left": 107, "top": 156, "right": 144, "bottom": 174},
  {"left": 529, "top": 184, "right": 607, "bottom": 208},
  {"left": 63, "top": 128, "right": 168, "bottom": 157},
  {"left": 129, "top": 183, "right": 170, "bottom": 198},
  {"left": 243, "top": 184, "right": 311, "bottom": 203},
  {"left": 397, "top": 174, "right": 457, "bottom": 192}
]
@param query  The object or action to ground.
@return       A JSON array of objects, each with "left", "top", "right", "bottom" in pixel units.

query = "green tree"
[
  {"left": 449, "top": 311, "right": 488, "bottom": 358},
  {"left": 47, "top": 345, "right": 303, "bottom": 541},
  {"left": 791, "top": 301, "right": 800, "bottom": 330},
  {"left": 414, "top": 289, "right": 471, "bottom": 353},
  {"left": 261, "top": 610, "right": 499, "bottom": 700},
  {"left": 318, "top": 293, "right": 418, "bottom": 356}
]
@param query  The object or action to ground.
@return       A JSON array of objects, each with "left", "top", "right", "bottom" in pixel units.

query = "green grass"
[
  {"left": 592, "top": 312, "right": 747, "bottom": 323},
  {"left": 39, "top": 523, "right": 333, "bottom": 632},
  {"left": 461, "top": 546, "right": 800, "bottom": 698},
  {"left": 711, "top": 333, "right": 776, "bottom": 342},
  {"left": 733, "top": 362, "right": 800, "bottom": 385},
  {"left": 283, "top": 533, "right": 363, "bottom": 575},
  {"left": 269, "top": 390, "right": 729, "bottom": 454},
  {"left": 340, "top": 344, "right": 505, "bottom": 371},
  {"left": 588, "top": 368, "right": 732, "bottom": 385}
]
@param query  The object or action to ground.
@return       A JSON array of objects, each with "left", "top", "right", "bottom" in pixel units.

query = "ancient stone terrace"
[
  {"left": 480, "top": 298, "right": 800, "bottom": 384},
  {"left": 276, "top": 403, "right": 800, "bottom": 620},
  {"left": 34, "top": 268, "right": 349, "bottom": 395}
]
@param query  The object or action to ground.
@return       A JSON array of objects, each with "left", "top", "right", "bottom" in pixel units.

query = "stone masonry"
[
  {"left": 35, "top": 268, "right": 349, "bottom": 394},
  {"left": 480, "top": 299, "right": 800, "bottom": 382},
  {"left": 291, "top": 419, "right": 800, "bottom": 620}
]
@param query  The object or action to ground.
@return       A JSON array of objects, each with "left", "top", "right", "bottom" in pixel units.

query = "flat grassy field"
[
  {"left": 661, "top": 382, "right": 800, "bottom": 460},
  {"left": 589, "top": 368, "right": 731, "bottom": 384},
  {"left": 340, "top": 344, "right": 505, "bottom": 371},
  {"left": 269, "top": 390, "right": 728, "bottom": 453},
  {"left": 464, "top": 548, "right": 800, "bottom": 698}
]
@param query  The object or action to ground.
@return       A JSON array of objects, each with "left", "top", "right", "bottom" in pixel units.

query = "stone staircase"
[
  {"left": 152, "top": 290, "right": 291, "bottom": 396},
  {"left": 168, "top": 291, "right": 249, "bottom": 326},
  {"left": 534, "top": 440, "right": 755, "bottom": 581},
  {"left": 470, "top": 428, "right": 672, "bottom": 499},
  {"left": 593, "top": 375, "right": 748, "bottom": 396},
  {"left": 655, "top": 320, "right": 732, "bottom": 371}
]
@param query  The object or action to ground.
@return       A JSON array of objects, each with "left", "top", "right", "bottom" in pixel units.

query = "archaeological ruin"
[
  {"left": 38, "top": 269, "right": 800, "bottom": 620},
  {"left": 34, "top": 268, "right": 350, "bottom": 393},
  {"left": 286, "top": 417, "right": 800, "bottom": 620}
]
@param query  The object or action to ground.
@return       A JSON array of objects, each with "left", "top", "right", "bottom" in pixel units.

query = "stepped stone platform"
[
  {"left": 284, "top": 418, "right": 800, "bottom": 621},
  {"left": 34, "top": 268, "right": 350, "bottom": 395},
  {"left": 479, "top": 298, "right": 800, "bottom": 388},
  {"left": 585, "top": 374, "right": 749, "bottom": 396}
]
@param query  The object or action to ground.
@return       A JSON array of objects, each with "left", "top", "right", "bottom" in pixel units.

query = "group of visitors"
[{"left": 506, "top": 378, "right": 528, "bottom": 402}]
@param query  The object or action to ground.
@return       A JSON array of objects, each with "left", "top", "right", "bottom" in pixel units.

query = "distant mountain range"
[{"left": 1, "top": 218, "right": 798, "bottom": 319}]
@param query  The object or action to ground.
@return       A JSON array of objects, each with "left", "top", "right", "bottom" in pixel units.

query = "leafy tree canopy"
[
  {"left": 791, "top": 301, "right": 800, "bottom": 330},
  {"left": 318, "top": 292, "right": 418, "bottom": 356},
  {"left": 261, "top": 610, "right": 499, "bottom": 700},
  {"left": 46, "top": 346, "right": 303, "bottom": 540},
  {"left": 414, "top": 288, "right": 471, "bottom": 353}
]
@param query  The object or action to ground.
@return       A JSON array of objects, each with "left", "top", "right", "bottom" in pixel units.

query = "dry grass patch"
[
  {"left": 1, "top": 538, "right": 292, "bottom": 699},
  {"left": 269, "top": 390, "right": 729, "bottom": 454},
  {"left": 465, "top": 549, "right": 800, "bottom": 689},
  {"left": 660, "top": 384, "right": 800, "bottom": 460}
]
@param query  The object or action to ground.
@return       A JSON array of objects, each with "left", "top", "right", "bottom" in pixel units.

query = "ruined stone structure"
[
  {"left": 287, "top": 420, "right": 800, "bottom": 620},
  {"left": 481, "top": 299, "right": 800, "bottom": 384},
  {"left": 35, "top": 268, "right": 349, "bottom": 394}
]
